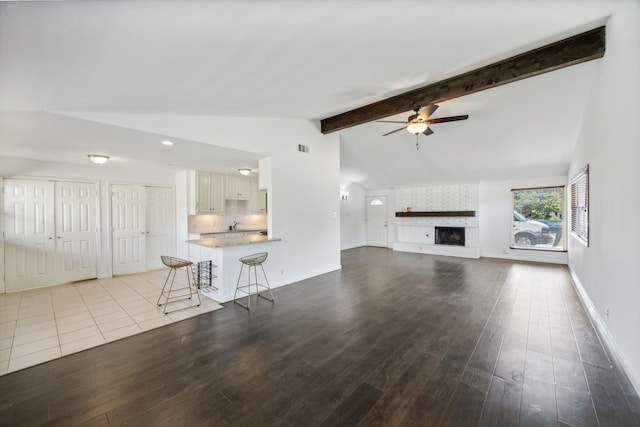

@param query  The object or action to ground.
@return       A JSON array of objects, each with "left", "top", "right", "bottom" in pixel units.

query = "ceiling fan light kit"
[
  {"left": 376, "top": 104, "right": 469, "bottom": 150},
  {"left": 407, "top": 120, "right": 428, "bottom": 135}
]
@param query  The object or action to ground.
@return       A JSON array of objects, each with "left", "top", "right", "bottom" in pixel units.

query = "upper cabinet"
[
  {"left": 247, "top": 178, "right": 267, "bottom": 214},
  {"left": 225, "top": 175, "right": 250, "bottom": 200},
  {"left": 195, "top": 171, "right": 225, "bottom": 214}
]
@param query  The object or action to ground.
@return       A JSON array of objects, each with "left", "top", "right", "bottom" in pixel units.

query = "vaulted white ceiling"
[{"left": 0, "top": 0, "right": 615, "bottom": 188}]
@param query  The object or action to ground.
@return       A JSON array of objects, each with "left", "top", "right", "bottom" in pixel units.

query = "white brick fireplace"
[{"left": 393, "top": 183, "right": 480, "bottom": 258}]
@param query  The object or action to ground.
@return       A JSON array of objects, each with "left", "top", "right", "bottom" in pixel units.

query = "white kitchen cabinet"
[
  {"left": 259, "top": 189, "right": 267, "bottom": 213},
  {"left": 247, "top": 178, "right": 268, "bottom": 214},
  {"left": 225, "top": 175, "right": 250, "bottom": 200},
  {"left": 196, "top": 171, "right": 225, "bottom": 213}
]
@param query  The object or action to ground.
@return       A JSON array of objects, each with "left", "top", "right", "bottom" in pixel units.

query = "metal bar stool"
[
  {"left": 157, "top": 256, "right": 201, "bottom": 314},
  {"left": 233, "top": 252, "right": 275, "bottom": 310}
]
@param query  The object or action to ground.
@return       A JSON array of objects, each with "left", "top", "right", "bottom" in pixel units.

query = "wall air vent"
[{"left": 297, "top": 144, "right": 310, "bottom": 154}]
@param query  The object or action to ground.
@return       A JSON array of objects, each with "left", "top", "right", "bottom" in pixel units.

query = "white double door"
[
  {"left": 111, "top": 185, "right": 175, "bottom": 275},
  {"left": 4, "top": 179, "right": 98, "bottom": 291}
]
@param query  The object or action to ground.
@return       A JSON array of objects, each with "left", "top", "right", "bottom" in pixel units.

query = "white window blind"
[{"left": 570, "top": 164, "right": 589, "bottom": 245}]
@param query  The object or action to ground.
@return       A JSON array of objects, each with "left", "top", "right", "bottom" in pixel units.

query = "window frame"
[
  {"left": 511, "top": 185, "right": 566, "bottom": 251},
  {"left": 569, "top": 164, "right": 589, "bottom": 246}
]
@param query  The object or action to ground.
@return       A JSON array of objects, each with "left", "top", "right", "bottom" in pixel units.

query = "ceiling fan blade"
[
  {"left": 376, "top": 120, "right": 407, "bottom": 123},
  {"left": 382, "top": 127, "right": 406, "bottom": 136},
  {"left": 426, "top": 114, "right": 469, "bottom": 124},
  {"left": 423, "top": 127, "right": 434, "bottom": 136},
  {"left": 418, "top": 104, "right": 439, "bottom": 119}
]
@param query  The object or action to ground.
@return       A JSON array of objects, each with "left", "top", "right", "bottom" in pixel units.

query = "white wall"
[
  {"left": 62, "top": 114, "right": 342, "bottom": 284},
  {"left": 479, "top": 176, "right": 568, "bottom": 264},
  {"left": 340, "top": 183, "right": 366, "bottom": 250},
  {"left": 567, "top": 1, "right": 640, "bottom": 393},
  {"left": 360, "top": 178, "right": 568, "bottom": 263},
  {"left": 0, "top": 176, "right": 3, "bottom": 293}
]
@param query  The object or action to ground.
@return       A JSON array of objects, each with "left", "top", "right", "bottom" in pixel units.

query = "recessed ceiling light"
[{"left": 161, "top": 140, "right": 174, "bottom": 146}]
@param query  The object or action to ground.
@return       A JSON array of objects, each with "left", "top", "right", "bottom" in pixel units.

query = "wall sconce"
[
  {"left": 340, "top": 190, "right": 349, "bottom": 201},
  {"left": 87, "top": 154, "right": 110, "bottom": 165},
  {"left": 238, "top": 168, "right": 251, "bottom": 176}
]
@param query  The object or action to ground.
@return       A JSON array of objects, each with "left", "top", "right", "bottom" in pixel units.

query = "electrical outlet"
[
  {"left": 280, "top": 269, "right": 284, "bottom": 275},
  {"left": 605, "top": 307, "right": 609, "bottom": 319},
  {"left": 503, "top": 248, "right": 509, "bottom": 254}
]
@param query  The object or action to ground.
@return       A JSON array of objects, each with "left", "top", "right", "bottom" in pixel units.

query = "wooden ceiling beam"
[{"left": 320, "top": 26, "right": 605, "bottom": 134}]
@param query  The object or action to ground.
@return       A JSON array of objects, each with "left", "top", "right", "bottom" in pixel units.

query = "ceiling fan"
[{"left": 377, "top": 104, "right": 469, "bottom": 149}]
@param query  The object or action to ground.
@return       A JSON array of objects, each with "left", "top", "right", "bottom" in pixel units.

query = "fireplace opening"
[{"left": 435, "top": 227, "right": 465, "bottom": 246}]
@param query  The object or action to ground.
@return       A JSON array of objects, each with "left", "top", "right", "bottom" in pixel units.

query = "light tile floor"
[{"left": 0, "top": 268, "right": 223, "bottom": 375}]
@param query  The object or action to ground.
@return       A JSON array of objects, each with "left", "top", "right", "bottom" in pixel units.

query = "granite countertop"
[
  {"left": 199, "top": 229, "right": 267, "bottom": 236},
  {"left": 187, "top": 234, "right": 281, "bottom": 248}
]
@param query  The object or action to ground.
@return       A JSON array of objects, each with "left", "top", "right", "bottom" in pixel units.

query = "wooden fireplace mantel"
[{"left": 395, "top": 211, "right": 476, "bottom": 218}]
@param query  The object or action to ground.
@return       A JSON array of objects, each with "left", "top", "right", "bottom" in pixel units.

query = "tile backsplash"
[{"left": 188, "top": 200, "right": 267, "bottom": 234}]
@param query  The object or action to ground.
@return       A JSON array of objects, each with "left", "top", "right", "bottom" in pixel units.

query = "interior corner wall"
[
  {"left": 340, "top": 183, "right": 366, "bottom": 250},
  {"left": 567, "top": 1, "right": 640, "bottom": 393},
  {"left": 65, "top": 114, "right": 342, "bottom": 285},
  {"left": 479, "top": 177, "right": 568, "bottom": 264},
  {"left": 366, "top": 179, "right": 568, "bottom": 264}
]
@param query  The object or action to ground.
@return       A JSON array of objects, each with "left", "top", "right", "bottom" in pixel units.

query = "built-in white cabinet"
[
  {"left": 259, "top": 190, "right": 267, "bottom": 213},
  {"left": 196, "top": 171, "right": 225, "bottom": 214},
  {"left": 225, "top": 175, "right": 250, "bottom": 200},
  {"left": 397, "top": 226, "right": 435, "bottom": 244},
  {"left": 247, "top": 178, "right": 267, "bottom": 214}
]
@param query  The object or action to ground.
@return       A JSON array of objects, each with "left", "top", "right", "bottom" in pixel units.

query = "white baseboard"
[
  {"left": 215, "top": 264, "right": 343, "bottom": 303},
  {"left": 568, "top": 265, "right": 640, "bottom": 398},
  {"left": 271, "top": 264, "right": 342, "bottom": 289}
]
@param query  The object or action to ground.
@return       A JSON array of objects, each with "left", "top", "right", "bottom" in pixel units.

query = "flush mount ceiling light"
[
  {"left": 87, "top": 154, "right": 110, "bottom": 165},
  {"left": 238, "top": 168, "right": 251, "bottom": 176},
  {"left": 161, "top": 140, "right": 174, "bottom": 146}
]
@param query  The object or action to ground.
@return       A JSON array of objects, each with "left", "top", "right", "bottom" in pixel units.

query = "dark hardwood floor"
[{"left": 1, "top": 247, "right": 639, "bottom": 426}]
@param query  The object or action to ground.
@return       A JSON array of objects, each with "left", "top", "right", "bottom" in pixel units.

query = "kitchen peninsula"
[{"left": 187, "top": 233, "right": 282, "bottom": 303}]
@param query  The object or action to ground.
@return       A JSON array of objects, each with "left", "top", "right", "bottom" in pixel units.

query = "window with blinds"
[{"left": 570, "top": 164, "right": 589, "bottom": 246}]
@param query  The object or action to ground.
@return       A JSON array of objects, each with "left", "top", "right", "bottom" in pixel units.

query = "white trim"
[
  {"left": 568, "top": 265, "right": 640, "bottom": 398},
  {"left": 0, "top": 176, "right": 4, "bottom": 294}
]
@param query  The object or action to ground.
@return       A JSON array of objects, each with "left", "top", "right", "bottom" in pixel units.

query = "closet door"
[
  {"left": 145, "top": 186, "right": 175, "bottom": 270},
  {"left": 4, "top": 179, "right": 55, "bottom": 291},
  {"left": 55, "top": 181, "right": 98, "bottom": 283},
  {"left": 111, "top": 184, "right": 146, "bottom": 275}
]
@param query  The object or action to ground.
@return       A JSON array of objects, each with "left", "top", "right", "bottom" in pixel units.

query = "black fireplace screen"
[{"left": 435, "top": 227, "right": 465, "bottom": 246}]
